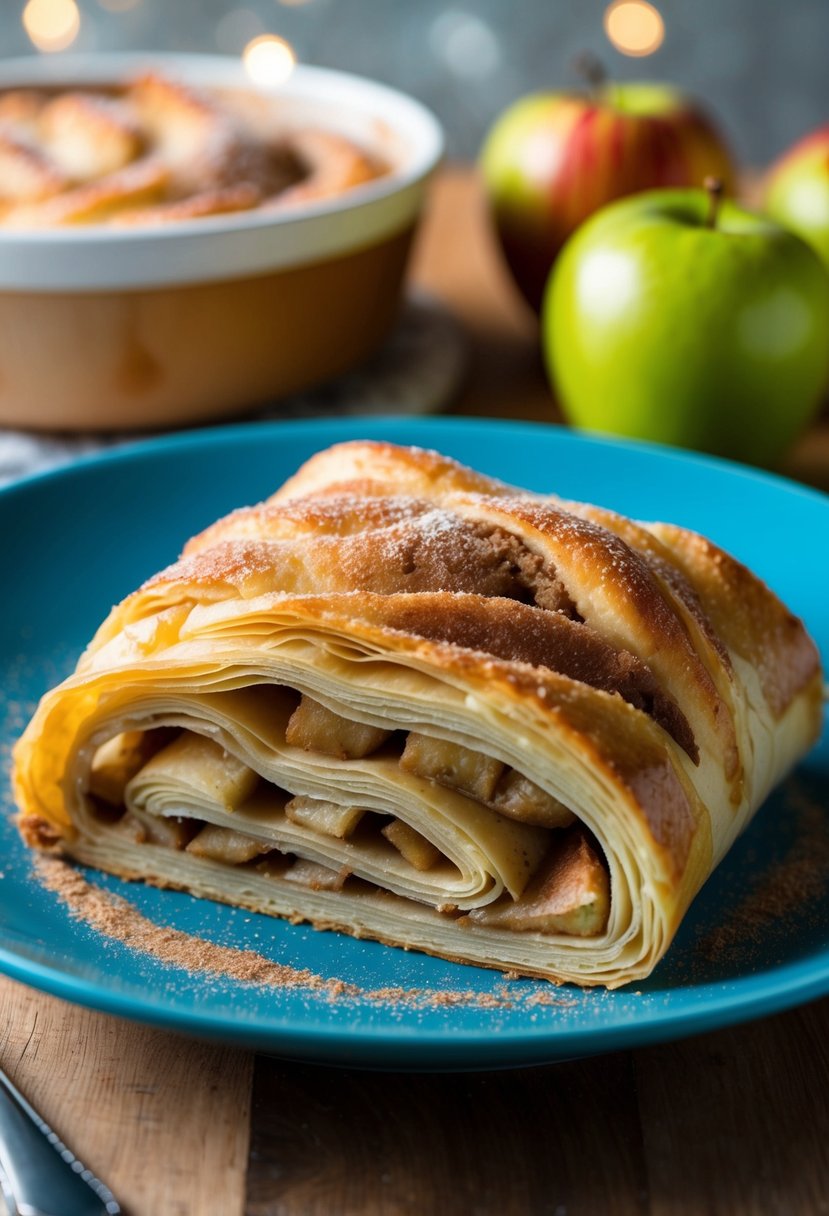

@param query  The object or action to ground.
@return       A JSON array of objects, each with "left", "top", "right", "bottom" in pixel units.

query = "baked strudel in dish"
[
  {"left": 13, "top": 442, "right": 822, "bottom": 986},
  {"left": 0, "top": 72, "right": 386, "bottom": 228}
]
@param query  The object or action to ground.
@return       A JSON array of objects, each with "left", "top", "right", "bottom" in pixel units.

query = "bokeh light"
[
  {"left": 22, "top": 0, "right": 81, "bottom": 52},
  {"left": 242, "top": 34, "right": 297, "bottom": 88},
  {"left": 430, "top": 10, "right": 501, "bottom": 80},
  {"left": 603, "top": 0, "right": 665, "bottom": 57}
]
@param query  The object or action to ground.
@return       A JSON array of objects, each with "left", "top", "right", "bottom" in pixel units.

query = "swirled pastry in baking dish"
[
  {"left": 13, "top": 442, "right": 822, "bottom": 986},
  {"left": 0, "top": 72, "right": 386, "bottom": 228}
]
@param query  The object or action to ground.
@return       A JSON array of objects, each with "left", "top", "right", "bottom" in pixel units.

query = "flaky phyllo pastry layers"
[{"left": 13, "top": 442, "right": 822, "bottom": 986}]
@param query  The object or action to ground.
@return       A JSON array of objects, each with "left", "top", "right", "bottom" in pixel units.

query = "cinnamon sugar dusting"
[
  {"left": 34, "top": 855, "right": 333, "bottom": 992},
  {"left": 698, "top": 779, "right": 829, "bottom": 964},
  {"left": 33, "top": 856, "right": 577, "bottom": 1010}
]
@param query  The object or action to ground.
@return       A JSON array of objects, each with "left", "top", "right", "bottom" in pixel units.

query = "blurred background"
[
  {"left": 2, "top": 0, "right": 829, "bottom": 489},
  {"left": 3, "top": 0, "right": 829, "bottom": 166}
]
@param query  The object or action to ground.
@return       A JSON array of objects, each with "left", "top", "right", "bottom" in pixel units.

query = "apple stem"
[
  {"left": 704, "top": 176, "right": 724, "bottom": 229},
  {"left": 573, "top": 52, "right": 608, "bottom": 100}
]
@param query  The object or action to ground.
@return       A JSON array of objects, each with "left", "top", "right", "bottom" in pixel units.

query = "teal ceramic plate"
[{"left": 1, "top": 417, "right": 826, "bottom": 1069}]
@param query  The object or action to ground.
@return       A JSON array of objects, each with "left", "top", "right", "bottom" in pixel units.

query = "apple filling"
[
  {"left": 0, "top": 73, "right": 390, "bottom": 229},
  {"left": 85, "top": 692, "right": 610, "bottom": 938},
  {"left": 285, "top": 696, "right": 391, "bottom": 759}
]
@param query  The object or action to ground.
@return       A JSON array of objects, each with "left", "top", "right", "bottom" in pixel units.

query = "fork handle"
[{"left": 0, "top": 1068, "right": 119, "bottom": 1216}]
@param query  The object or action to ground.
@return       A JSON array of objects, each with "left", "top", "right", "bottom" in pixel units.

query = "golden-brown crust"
[
  {"left": 18, "top": 813, "right": 66, "bottom": 850},
  {"left": 267, "top": 129, "right": 383, "bottom": 209},
  {"left": 111, "top": 183, "right": 262, "bottom": 227},
  {"left": 0, "top": 73, "right": 386, "bottom": 229},
  {"left": 0, "top": 90, "right": 44, "bottom": 129},
  {"left": 272, "top": 441, "right": 516, "bottom": 503},
  {"left": 87, "top": 442, "right": 813, "bottom": 778},
  {"left": 12, "top": 440, "right": 822, "bottom": 987},
  {"left": 647, "top": 524, "right": 821, "bottom": 717},
  {"left": 39, "top": 92, "right": 143, "bottom": 180},
  {"left": 185, "top": 490, "right": 436, "bottom": 550},
  {"left": 0, "top": 126, "right": 66, "bottom": 202},
  {"left": 329, "top": 591, "right": 696, "bottom": 757},
  {"left": 3, "top": 158, "right": 169, "bottom": 227}
]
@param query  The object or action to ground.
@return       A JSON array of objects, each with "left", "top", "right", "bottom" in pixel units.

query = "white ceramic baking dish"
[{"left": 0, "top": 53, "right": 444, "bottom": 430}]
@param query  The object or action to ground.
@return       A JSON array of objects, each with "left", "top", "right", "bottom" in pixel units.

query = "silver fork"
[{"left": 0, "top": 1067, "right": 120, "bottom": 1216}]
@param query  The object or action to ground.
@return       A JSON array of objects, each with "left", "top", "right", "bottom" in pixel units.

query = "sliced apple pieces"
[
  {"left": 468, "top": 828, "right": 609, "bottom": 937},
  {"left": 92, "top": 714, "right": 606, "bottom": 940},
  {"left": 285, "top": 695, "right": 391, "bottom": 759},
  {"left": 186, "top": 823, "right": 272, "bottom": 864},
  {"left": 399, "top": 732, "right": 575, "bottom": 830},
  {"left": 281, "top": 858, "right": 350, "bottom": 891},
  {"left": 400, "top": 733, "right": 504, "bottom": 802},
  {"left": 285, "top": 795, "right": 365, "bottom": 840},
  {"left": 124, "top": 808, "right": 193, "bottom": 850},
  {"left": 488, "top": 770, "right": 575, "bottom": 830},
  {"left": 89, "top": 731, "right": 161, "bottom": 806},
  {"left": 126, "top": 732, "right": 260, "bottom": 812},
  {"left": 381, "top": 819, "right": 441, "bottom": 871},
  {"left": 0, "top": 127, "right": 66, "bottom": 202}
]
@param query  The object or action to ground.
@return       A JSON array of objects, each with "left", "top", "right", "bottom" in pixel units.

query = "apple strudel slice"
[{"left": 13, "top": 442, "right": 822, "bottom": 987}]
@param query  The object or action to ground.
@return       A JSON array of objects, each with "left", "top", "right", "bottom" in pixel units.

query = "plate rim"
[
  {"left": 0, "top": 932, "right": 827, "bottom": 1063},
  {"left": 2, "top": 414, "right": 827, "bottom": 1066},
  {"left": 5, "top": 414, "right": 829, "bottom": 512}
]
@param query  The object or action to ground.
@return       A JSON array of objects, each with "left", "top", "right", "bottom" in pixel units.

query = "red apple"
[
  {"left": 764, "top": 124, "right": 829, "bottom": 270},
  {"left": 480, "top": 70, "right": 736, "bottom": 311}
]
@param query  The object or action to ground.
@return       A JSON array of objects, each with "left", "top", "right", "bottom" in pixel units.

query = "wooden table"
[{"left": 1, "top": 168, "right": 827, "bottom": 1216}]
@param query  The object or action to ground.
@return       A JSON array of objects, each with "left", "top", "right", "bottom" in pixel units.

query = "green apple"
[
  {"left": 480, "top": 71, "right": 735, "bottom": 312},
  {"left": 543, "top": 184, "right": 829, "bottom": 465},
  {"left": 764, "top": 125, "right": 829, "bottom": 269}
]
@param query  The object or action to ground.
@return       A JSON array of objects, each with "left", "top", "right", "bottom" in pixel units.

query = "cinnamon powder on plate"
[
  {"left": 697, "top": 778, "right": 829, "bottom": 964},
  {"left": 34, "top": 854, "right": 348, "bottom": 994},
  {"left": 33, "top": 855, "right": 577, "bottom": 1010}
]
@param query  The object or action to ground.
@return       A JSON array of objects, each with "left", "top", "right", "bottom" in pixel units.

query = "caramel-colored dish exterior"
[{"left": 0, "top": 227, "right": 413, "bottom": 431}]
